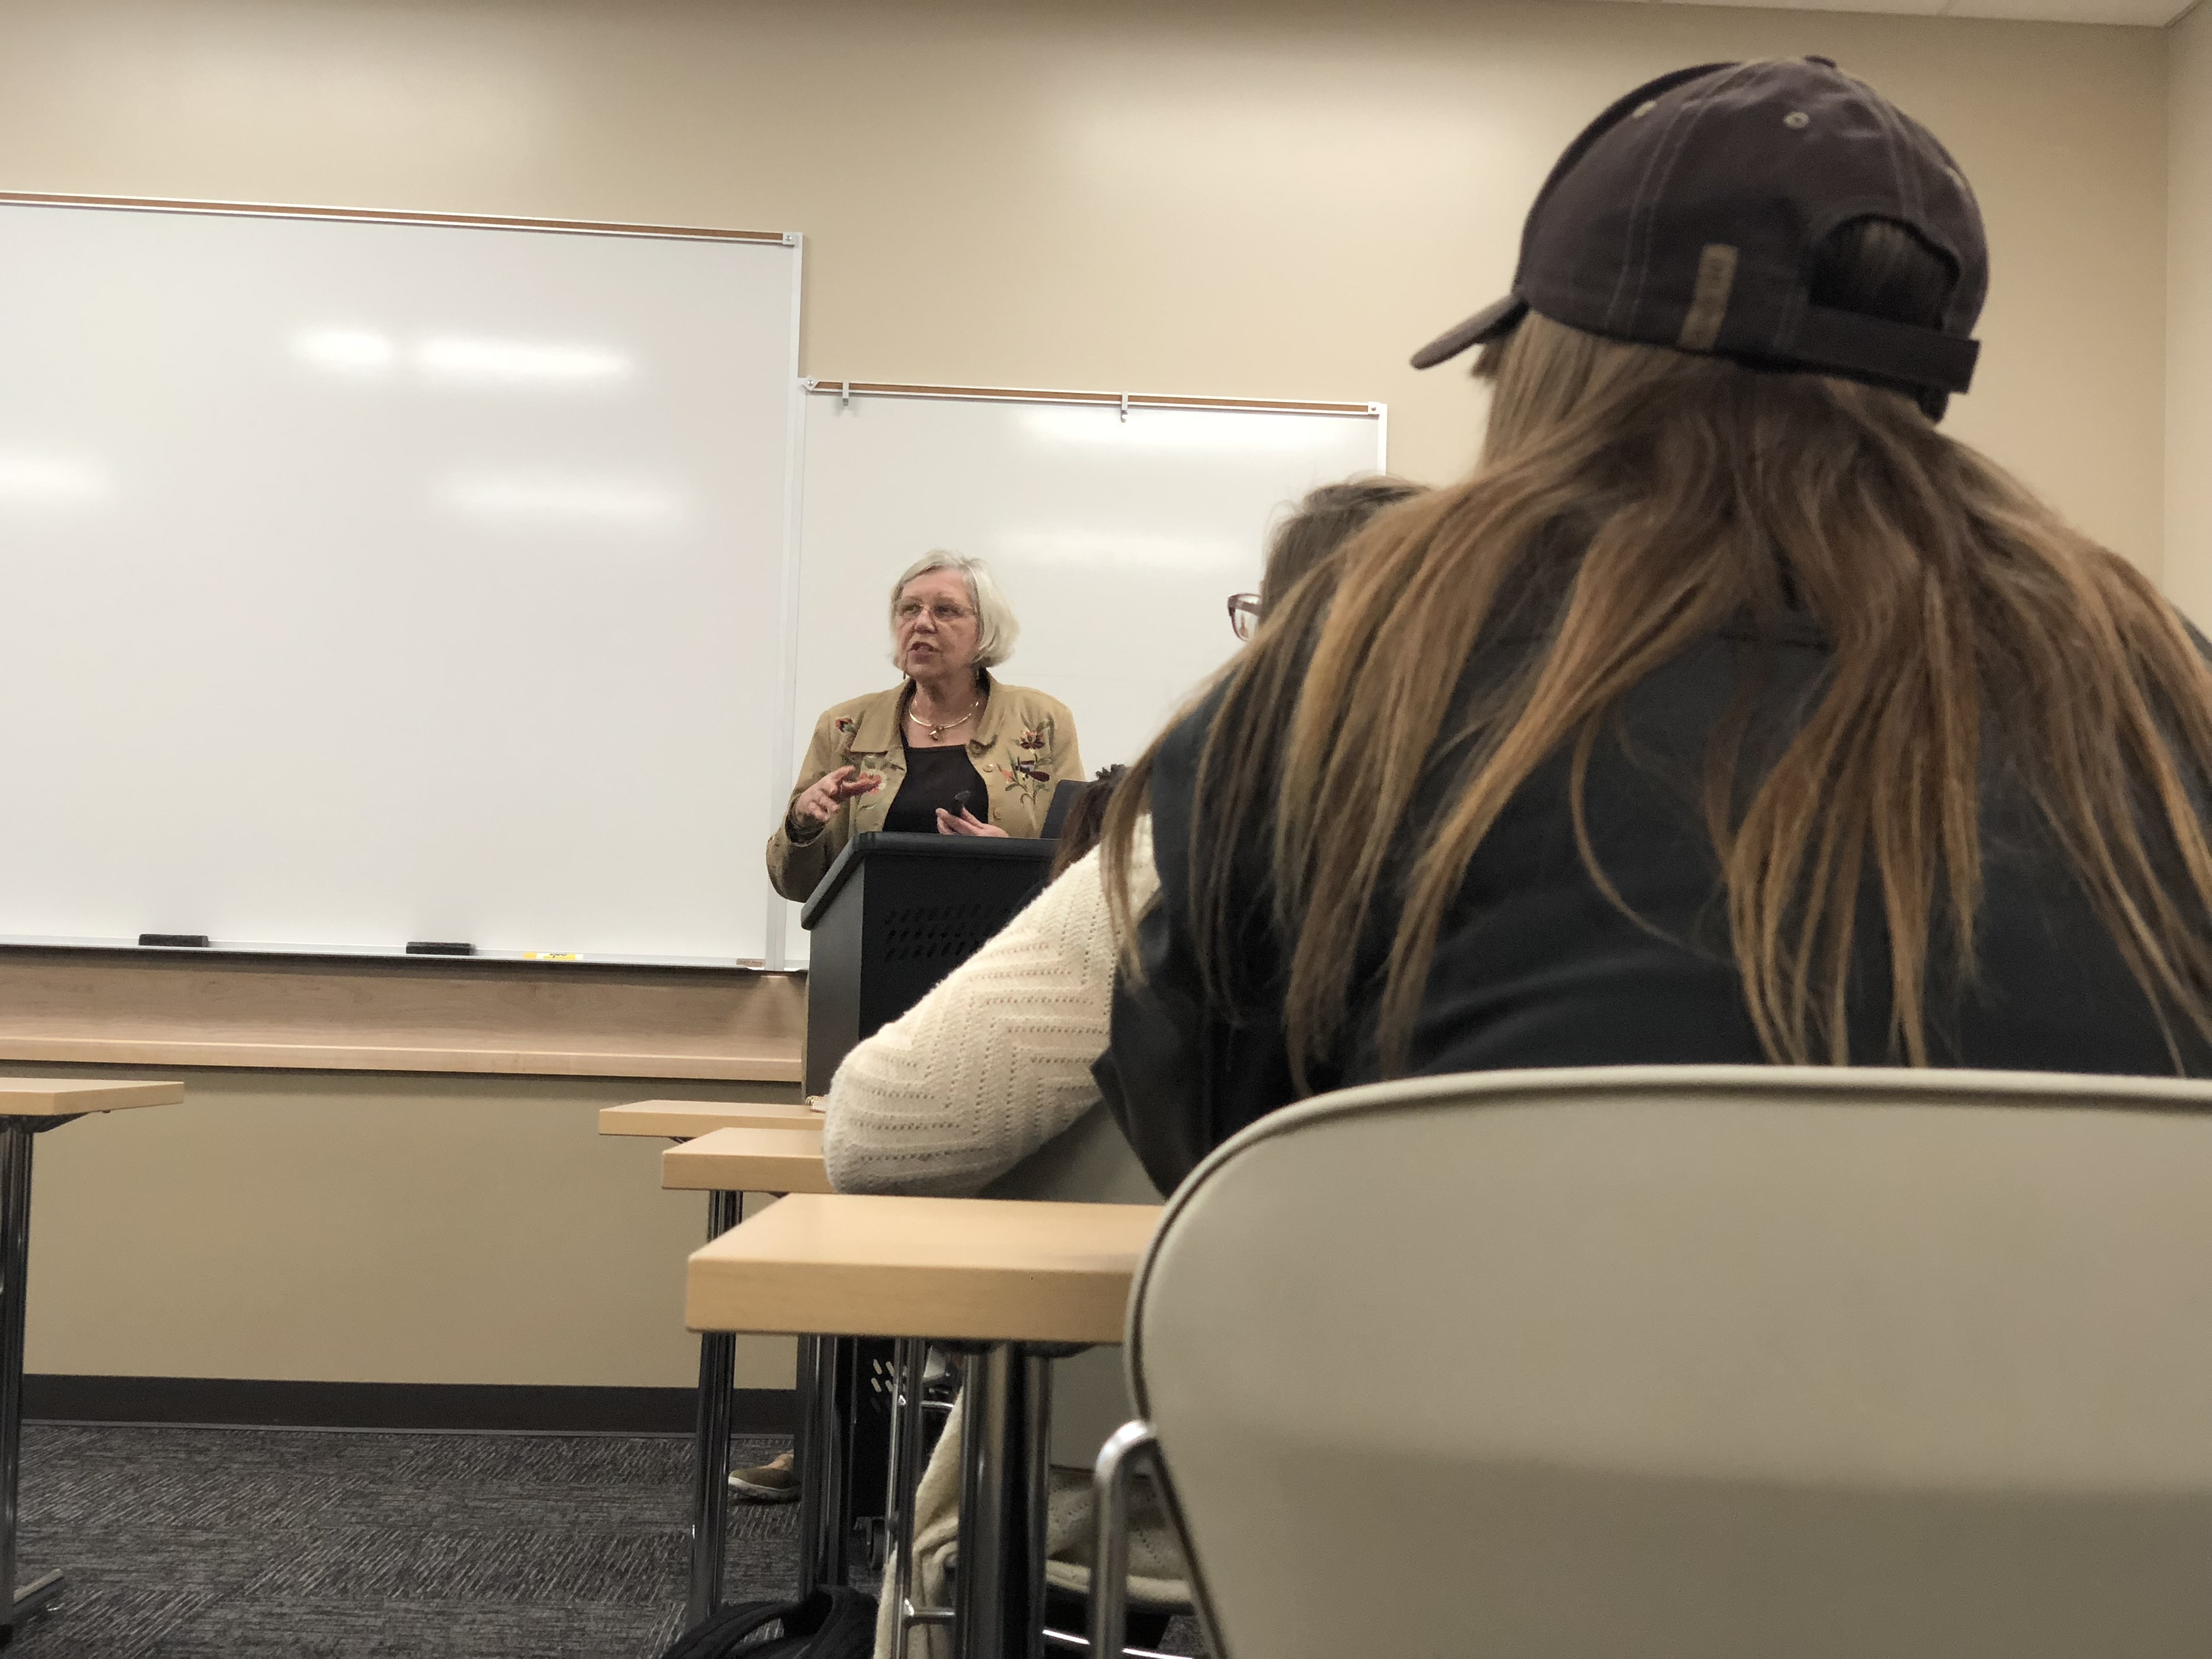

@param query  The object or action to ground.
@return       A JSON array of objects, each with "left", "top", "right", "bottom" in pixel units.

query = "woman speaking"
[{"left": 768, "top": 551, "right": 1082, "bottom": 903}]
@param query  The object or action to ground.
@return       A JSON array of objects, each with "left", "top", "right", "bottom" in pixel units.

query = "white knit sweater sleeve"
[{"left": 821, "top": 836, "right": 1155, "bottom": 1198}]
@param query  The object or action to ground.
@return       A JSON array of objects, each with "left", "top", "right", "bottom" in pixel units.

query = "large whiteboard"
[
  {"left": 776, "top": 383, "right": 1386, "bottom": 967},
  {"left": 0, "top": 198, "right": 800, "bottom": 964}
]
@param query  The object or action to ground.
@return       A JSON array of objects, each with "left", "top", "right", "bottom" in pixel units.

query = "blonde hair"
[
  {"left": 889, "top": 551, "right": 1019, "bottom": 670},
  {"left": 1105, "top": 296, "right": 2212, "bottom": 1085}
]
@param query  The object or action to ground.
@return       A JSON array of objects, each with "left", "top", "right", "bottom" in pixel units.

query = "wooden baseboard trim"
[{"left": 26, "top": 1374, "right": 794, "bottom": 1435}]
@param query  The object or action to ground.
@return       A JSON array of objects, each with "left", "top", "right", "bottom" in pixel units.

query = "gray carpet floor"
[
  {"left": 6, "top": 1423, "right": 1202, "bottom": 1658},
  {"left": 9, "top": 1423, "right": 796, "bottom": 1658}
]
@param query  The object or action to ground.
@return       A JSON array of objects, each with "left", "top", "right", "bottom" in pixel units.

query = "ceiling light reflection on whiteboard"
[
  {"left": 994, "top": 529, "right": 1242, "bottom": 570},
  {"left": 291, "top": 328, "right": 397, "bottom": 375},
  {"left": 447, "top": 473, "right": 684, "bottom": 530},
  {"left": 1018, "top": 404, "right": 1333, "bottom": 454},
  {"left": 0, "top": 453, "right": 110, "bottom": 507},
  {"left": 415, "top": 336, "right": 631, "bottom": 386}
]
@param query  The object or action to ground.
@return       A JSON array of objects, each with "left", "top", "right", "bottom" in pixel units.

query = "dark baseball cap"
[{"left": 1413, "top": 58, "right": 1987, "bottom": 417}]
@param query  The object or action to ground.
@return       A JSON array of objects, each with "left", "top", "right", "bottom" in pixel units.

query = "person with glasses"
[
  {"left": 768, "top": 551, "right": 1084, "bottom": 904},
  {"left": 1227, "top": 590, "right": 1261, "bottom": 641},
  {"left": 1231, "top": 478, "right": 1427, "bottom": 648}
]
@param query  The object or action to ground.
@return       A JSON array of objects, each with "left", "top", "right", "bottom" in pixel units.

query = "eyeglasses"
[
  {"left": 1227, "top": 592, "right": 1261, "bottom": 642},
  {"left": 896, "top": 600, "right": 976, "bottom": 625}
]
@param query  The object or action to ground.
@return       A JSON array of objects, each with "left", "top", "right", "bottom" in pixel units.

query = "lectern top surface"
[{"left": 799, "top": 830, "right": 1055, "bottom": 929}]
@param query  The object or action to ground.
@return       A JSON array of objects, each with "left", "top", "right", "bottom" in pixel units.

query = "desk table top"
[
  {"left": 685, "top": 1193, "right": 1163, "bottom": 1345},
  {"left": 663, "top": 1125, "right": 830, "bottom": 1195},
  {"left": 601, "top": 1099, "right": 823, "bottom": 1139},
  {"left": 0, "top": 1077, "right": 184, "bottom": 1117}
]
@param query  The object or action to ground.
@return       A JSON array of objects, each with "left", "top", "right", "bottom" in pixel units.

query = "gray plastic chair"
[{"left": 1094, "top": 1064, "right": 2212, "bottom": 1659}]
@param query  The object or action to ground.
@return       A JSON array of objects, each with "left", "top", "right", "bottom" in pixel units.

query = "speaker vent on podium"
[{"left": 881, "top": 902, "right": 1009, "bottom": 964}]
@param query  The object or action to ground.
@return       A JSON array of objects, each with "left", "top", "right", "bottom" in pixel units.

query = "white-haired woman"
[{"left": 768, "top": 551, "right": 1082, "bottom": 903}]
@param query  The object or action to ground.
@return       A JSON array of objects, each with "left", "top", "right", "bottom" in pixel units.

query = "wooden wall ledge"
[{"left": 0, "top": 947, "right": 805, "bottom": 1082}]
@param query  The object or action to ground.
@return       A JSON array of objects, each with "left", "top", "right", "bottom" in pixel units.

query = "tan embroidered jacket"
[{"left": 766, "top": 674, "right": 1084, "bottom": 902}]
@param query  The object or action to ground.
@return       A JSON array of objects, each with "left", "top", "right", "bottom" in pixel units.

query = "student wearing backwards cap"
[{"left": 1096, "top": 58, "right": 2212, "bottom": 1193}]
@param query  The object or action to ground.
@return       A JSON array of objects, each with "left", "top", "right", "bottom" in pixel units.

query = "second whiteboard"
[{"left": 778, "top": 385, "right": 1386, "bottom": 967}]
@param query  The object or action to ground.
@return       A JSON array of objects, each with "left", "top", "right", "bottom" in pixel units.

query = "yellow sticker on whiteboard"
[{"left": 523, "top": 951, "right": 582, "bottom": 961}]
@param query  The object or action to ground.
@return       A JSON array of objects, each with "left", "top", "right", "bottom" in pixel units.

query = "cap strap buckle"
[{"left": 1677, "top": 246, "right": 1739, "bottom": 353}]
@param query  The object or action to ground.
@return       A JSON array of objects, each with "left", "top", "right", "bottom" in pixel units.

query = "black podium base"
[{"left": 799, "top": 832, "right": 1056, "bottom": 1095}]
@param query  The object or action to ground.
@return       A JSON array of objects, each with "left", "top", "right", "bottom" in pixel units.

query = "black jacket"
[{"left": 1093, "top": 617, "right": 2212, "bottom": 1195}]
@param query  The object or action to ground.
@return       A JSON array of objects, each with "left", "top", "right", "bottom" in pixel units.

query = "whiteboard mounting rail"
[
  {"left": 802, "top": 378, "right": 1383, "bottom": 418},
  {"left": 0, "top": 190, "right": 797, "bottom": 246}
]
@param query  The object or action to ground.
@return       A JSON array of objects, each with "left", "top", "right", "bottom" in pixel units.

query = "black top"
[
  {"left": 885, "top": 741, "right": 989, "bottom": 834},
  {"left": 1093, "top": 616, "right": 2212, "bottom": 1195}
]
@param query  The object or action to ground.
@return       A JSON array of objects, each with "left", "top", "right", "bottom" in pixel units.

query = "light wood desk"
[
  {"left": 687, "top": 1194, "right": 1156, "bottom": 1344},
  {"left": 0, "top": 1077, "right": 184, "bottom": 1638},
  {"left": 663, "top": 1126, "right": 831, "bottom": 1198},
  {"left": 599, "top": 1099, "right": 822, "bottom": 1138},
  {"left": 0, "top": 1079, "right": 179, "bottom": 1117},
  {"left": 687, "top": 1194, "right": 1163, "bottom": 1659}
]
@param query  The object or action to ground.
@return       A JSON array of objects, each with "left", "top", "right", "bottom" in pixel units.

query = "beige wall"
[
  {"left": 2171, "top": 2, "right": 2212, "bottom": 623},
  {"left": 0, "top": 0, "right": 2176, "bottom": 1387},
  {"left": 22, "top": 1061, "right": 799, "bottom": 1389},
  {"left": 0, "top": 0, "right": 2172, "bottom": 561}
]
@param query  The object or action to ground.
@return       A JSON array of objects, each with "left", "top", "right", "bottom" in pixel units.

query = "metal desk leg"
[
  {"left": 793, "top": 1334, "right": 848, "bottom": 1597},
  {"left": 952, "top": 1345, "right": 1011, "bottom": 1659},
  {"left": 951, "top": 1345, "right": 1046, "bottom": 1659},
  {"left": 684, "top": 1188, "right": 743, "bottom": 1627},
  {"left": 0, "top": 1121, "right": 64, "bottom": 1644},
  {"left": 1017, "top": 1351, "right": 1053, "bottom": 1659},
  {"left": 888, "top": 1339, "right": 931, "bottom": 1659}
]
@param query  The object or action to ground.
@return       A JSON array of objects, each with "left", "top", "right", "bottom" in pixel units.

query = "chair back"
[{"left": 1125, "top": 1065, "right": 2212, "bottom": 1659}]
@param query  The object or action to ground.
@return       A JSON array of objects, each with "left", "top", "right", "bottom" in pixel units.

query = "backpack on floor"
[{"left": 659, "top": 1588, "right": 876, "bottom": 1659}]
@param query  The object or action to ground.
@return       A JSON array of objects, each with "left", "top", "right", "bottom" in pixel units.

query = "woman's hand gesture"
[{"left": 790, "top": 765, "right": 878, "bottom": 831}]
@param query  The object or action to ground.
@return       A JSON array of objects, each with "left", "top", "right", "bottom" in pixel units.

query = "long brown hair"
[
  {"left": 1097, "top": 472, "right": 1429, "bottom": 955},
  {"left": 1104, "top": 224, "right": 2212, "bottom": 1084},
  {"left": 1048, "top": 764, "right": 1128, "bottom": 880},
  {"left": 1261, "top": 478, "right": 1427, "bottom": 610}
]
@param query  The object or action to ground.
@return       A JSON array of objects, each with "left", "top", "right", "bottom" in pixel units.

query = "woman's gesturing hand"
[
  {"left": 935, "top": 807, "right": 1009, "bottom": 838},
  {"left": 790, "top": 765, "right": 878, "bottom": 831}
]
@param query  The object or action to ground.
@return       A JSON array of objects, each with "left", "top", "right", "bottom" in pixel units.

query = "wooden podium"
[{"left": 798, "top": 831, "right": 1057, "bottom": 1094}]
